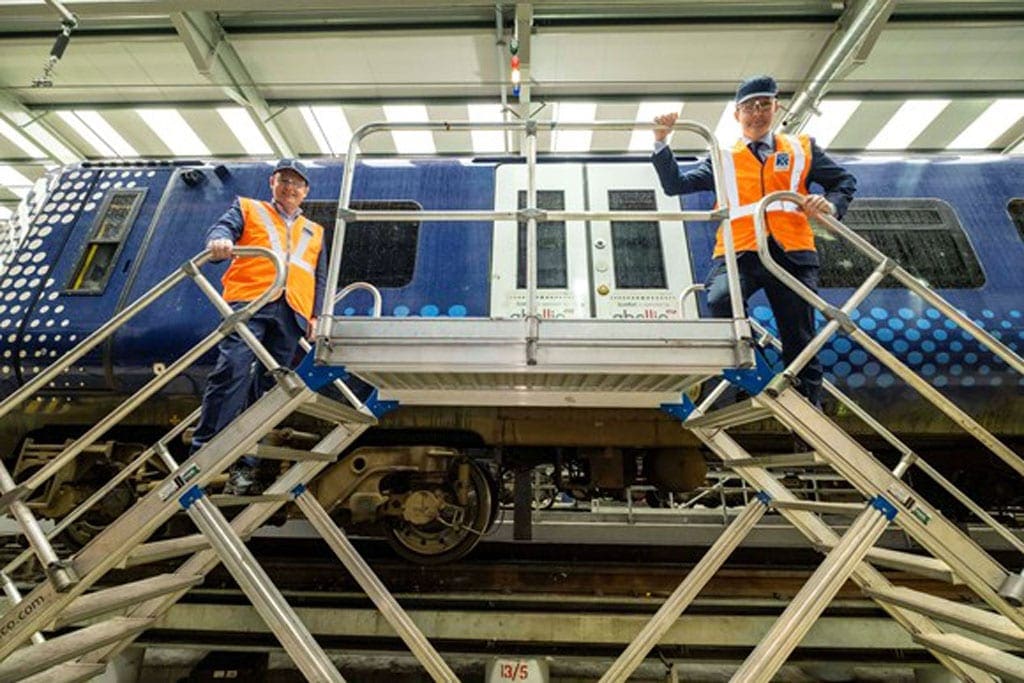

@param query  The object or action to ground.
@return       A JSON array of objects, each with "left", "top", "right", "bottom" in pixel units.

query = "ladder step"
[
  {"left": 123, "top": 534, "right": 210, "bottom": 568},
  {"left": 208, "top": 493, "right": 292, "bottom": 507},
  {"left": 253, "top": 443, "right": 337, "bottom": 463},
  {"left": 772, "top": 500, "right": 866, "bottom": 516},
  {"left": 0, "top": 617, "right": 152, "bottom": 683},
  {"left": 728, "top": 452, "right": 825, "bottom": 469},
  {"left": 296, "top": 394, "right": 376, "bottom": 425},
  {"left": 55, "top": 573, "right": 204, "bottom": 629},
  {"left": 21, "top": 662, "right": 108, "bottom": 683},
  {"left": 914, "top": 632, "right": 1024, "bottom": 680},
  {"left": 683, "top": 399, "right": 773, "bottom": 430},
  {"left": 865, "top": 585, "right": 1024, "bottom": 648},
  {"left": 863, "top": 547, "right": 961, "bottom": 584}
]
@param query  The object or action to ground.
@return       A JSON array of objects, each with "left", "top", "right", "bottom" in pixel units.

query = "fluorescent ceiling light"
[
  {"left": 803, "top": 100, "right": 861, "bottom": 149},
  {"left": 383, "top": 105, "right": 436, "bottom": 154},
  {"left": 947, "top": 99, "right": 1024, "bottom": 150},
  {"left": 714, "top": 101, "right": 740, "bottom": 147},
  {"left": 216, "top": 107, "right": 273, "bottom": 155},
  {"left": 137, "top": 109, "right": 210, "bottom": 156},
  {"left": 57, "top": 110, "right": 134, "bottom": 158},
  {"left": 629, "top": 101, "right": 683, "bottom": 151},
  {"left": 0, "top": 165, "right": 32, "bottom": 199},
  {"left": 299, "top": 105, "right": 352, "bottom": 156},
  {"left": 467, "top": 104, "right": 506, "bottom": 154},
  {"left": 0, "top": 119, "right": 46, "bottom": 159},
  {"left": 552, "top": 102, "right": 596, "bottom": 153},
  {"left": 867, "top": 100, "right": 950, "bottom": 150}
]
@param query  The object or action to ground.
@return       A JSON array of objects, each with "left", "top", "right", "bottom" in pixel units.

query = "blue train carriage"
[{"left": 0, "top": 153, "right": 1022, "bottom": 561}]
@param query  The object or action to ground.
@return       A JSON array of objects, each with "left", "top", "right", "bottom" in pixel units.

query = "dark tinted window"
[
  {"left": 609, "top": 189, "right": 666, "bottom": 289},
  {"left": 66, "top": 188, "right": 145, "bottom": 294},
  {"left": 1009, "top": 198, "right": 1024, "bottom": 242},
  {"left": 302, "top": 200, "right": 420, "bottom": 289},
  {"left": 517, "top": 190, "right": 567, "bottom": 289},
  {"left": 818, "top": 198, "right": 984, "bottom": 289}
]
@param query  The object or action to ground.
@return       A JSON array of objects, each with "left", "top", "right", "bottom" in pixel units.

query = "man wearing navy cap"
[
  {"left": 192, "top": 159, "right": 327, "bottom": 494},
  {"left": 651, "top": 75, "right": 857, "bottom": 409}
]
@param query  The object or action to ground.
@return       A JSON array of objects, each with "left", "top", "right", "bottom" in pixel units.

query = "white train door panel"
[
  {"left": 490, "top": 164, "right": 591, "bottom": 319},
  {"left": 586, "top": 164, "right": 697, "bottom": 320}
]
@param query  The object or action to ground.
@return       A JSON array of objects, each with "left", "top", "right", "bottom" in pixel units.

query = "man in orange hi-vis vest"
[
  {"left": 192, "top": 159, "right": 327, "bottom": 494},
  {"left": 652, "top": 75, "right": 857, "bottom": 410}
]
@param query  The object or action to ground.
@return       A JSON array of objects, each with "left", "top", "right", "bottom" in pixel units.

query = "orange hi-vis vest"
[
  {"left": 221, "top": 197, "right": 324, "bottom": 321},
  {"left": 713, "top": 133, "right": 815, "bottom": 259}
]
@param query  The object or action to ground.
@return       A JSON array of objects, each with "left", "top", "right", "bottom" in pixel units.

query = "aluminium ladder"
[
  {"left": 602, "top": 191, "right": 1024, "bottom": 682},
  {"left": 0, "top": 250, "right": 459, "bottom": 682}
]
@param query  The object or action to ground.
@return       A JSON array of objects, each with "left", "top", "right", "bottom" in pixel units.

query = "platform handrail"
[
  {"left": 298, "top": 281, "right": 384, "bottom": 418},
  {"left": 751, "top": 189, "right": 1024, "bottom": 479},
  {"left": 319, "top": 117, "right": 746, "bottom": 341}
]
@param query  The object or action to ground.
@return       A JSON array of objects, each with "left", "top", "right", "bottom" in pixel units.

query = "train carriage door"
[
  {"left": 586, "top": 164, "right": 697, "bottom": 320},
  {"left": 490, "top": 164, "right": 590, "bottom": 319}
]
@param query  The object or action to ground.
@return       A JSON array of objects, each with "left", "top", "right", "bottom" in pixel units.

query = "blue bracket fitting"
[
  {"left": 290, "top": 483, "right": 307, "bottom": 500},
  {"left": 660, "top": 394, "right": 697, "bottom": 422},
  {"left": 869, "top": 495, "right": 898, "bottom": 521},
  {"left": 295, "top": 349, "right": 348, "bottom": 391},
  {"left": 365, "top": 388, "right": 399, "bottom": 418},
  {"left": 178, "top": 485, "right": 204, "bottom": 510},
  {"left": 755, "top": 491, "right": 772, "bottom": 506},
  {"left": 722, "top": 347, "right": 775, "bottom": 396}
]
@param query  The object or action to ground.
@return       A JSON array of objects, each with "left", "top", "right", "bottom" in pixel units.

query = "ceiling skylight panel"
[
  {"left": 217, "top": 107, "right": 273, "bottom": 155},
  {"left": 467, "top": 104, "right": 506, "bottom": 154},
  {"left": 867, "top": 100, "right": 950, "bottom": 150},
  {"left": 0, "top": 119, "right": 46, "bottom": 159},
  {"left": 803, "top": 100, "right": 861, "bottom": 149},
  {"left": 947, "top": 99, "right": 1024, "bottom": 150},
  {"left": 713, "top": 101, "right": 739, "bottom": 146},
  {"left": 137, "top": 109, "right": 211, "bottom": 156},
  {"left": 57, "top": 109, "right": 138, "bottom": 157},
  {"left": 0, "top": 165, "right": 32, "bottom": 198},
  {"left": 552, "top": 102, "right": 596, "bottom": 153},
  {"left": 299, "top": 106, "right": 352, "bottom": 156},
  {"left": 629, "top": 101, "right": 683, "bottom": 151},
  {"left": 384, "top": 105, "right": 436, "bottom": 154}
]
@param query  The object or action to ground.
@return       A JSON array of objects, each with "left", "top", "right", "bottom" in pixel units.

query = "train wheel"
[{"left": 383, "top": 460, "right": 495, "bottom": 565}]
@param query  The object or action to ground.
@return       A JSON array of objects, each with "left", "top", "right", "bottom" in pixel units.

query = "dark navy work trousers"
[
  {"left": 191, "top": 298, "right": 304, "bottom": 457},
  {"left": 706, "top": 245, "right": 823, "bottom": 407}
]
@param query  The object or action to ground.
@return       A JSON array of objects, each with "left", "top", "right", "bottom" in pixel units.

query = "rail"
[
  {"left": 0, "top": 247, "right": 284, "bottom": 589},
  {"left": 751, "top": 190, "right": 1024, "bottom": 480},
  {"left": 316, "top": 118, "right": 749, "bottom": 355}
]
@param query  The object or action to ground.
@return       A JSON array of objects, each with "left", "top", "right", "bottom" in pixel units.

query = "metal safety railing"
[
  {"left": 751, "top": 190, "right": 1024, "bottom": 482},
  {"left": 315, "top": 119, "right": 752, "bottom": 359},
  {"left": 0, "top": 247, "right": 284, "bottom": 592}
]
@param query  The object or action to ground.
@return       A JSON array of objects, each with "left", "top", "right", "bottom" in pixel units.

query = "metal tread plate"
[{"left": 321, "top": 318, "right": 751, "bottom": 407}]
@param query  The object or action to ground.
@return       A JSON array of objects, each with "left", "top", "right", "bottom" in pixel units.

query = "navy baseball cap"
[
  {"left": 735, "top": 75, "right": 778, "bottom": 105},
  {"left": 273, "top": 158, "right": 309, "bottom": 184}
]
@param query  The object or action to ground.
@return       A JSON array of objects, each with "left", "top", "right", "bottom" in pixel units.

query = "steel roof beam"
[
  {"left": 780, "top": 0, "right": 896, "bottom": 134},
  {"left": 170, "top": 11, "right": 295, "bottom": 157}
]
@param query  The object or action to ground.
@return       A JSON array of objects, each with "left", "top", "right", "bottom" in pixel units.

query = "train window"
[
  {"left": 1009, "top": 199, "right": 1024, "bottom": 242},
  {"left": 66, "top": 188, "right": 146, "bottom": 294},
  {"left": 516, "top": 190, "right": 568, "bottom": 289},
  {"left": 817, "top": 198, "right": 984, "bottom": 289},
  {"left": 608, "top": 189, "right": 667, "bottom": 289},
  {"left": 302, "top": 200, "right": 420, "bottom": 289}
]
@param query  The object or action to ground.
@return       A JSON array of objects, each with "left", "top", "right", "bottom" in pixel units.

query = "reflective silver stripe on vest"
[
  {"left": 719, "top": 147, "right": 742, "bottom": 215},
  {"left": 249, "top": 200, "right": 287, "bottom": 259},
  {"left": 781, "top": 134, "right": 807, "bottom": 212},
  {"left": 290, "top": 219, "right": 316, "bottom": 275}
]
